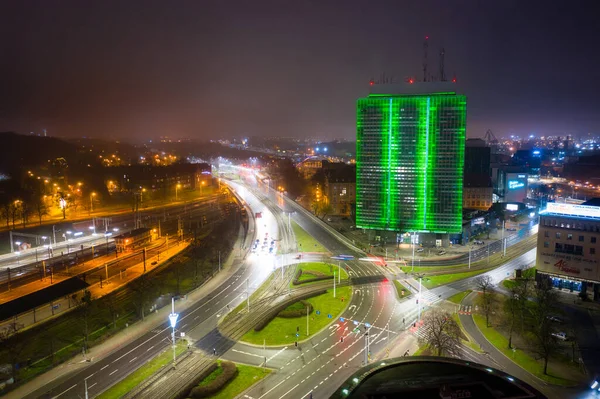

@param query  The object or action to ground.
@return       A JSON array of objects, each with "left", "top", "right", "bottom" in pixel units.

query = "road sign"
[
  {"left": 327, "top": 314, "right": 332, "bottom": 319},
  {"left": 296, "top": 333, "right": 299, "bottom": 337},
  {"left": 340, "top": 317, "right": 345, "bottom": 322},
  {"left": 316, "top": 310, "right": 321, "bottom": 315}
]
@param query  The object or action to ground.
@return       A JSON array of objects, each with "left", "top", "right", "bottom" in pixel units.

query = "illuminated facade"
[
  {"left": 537, "top": 202, "right": 600, "bottom": 300},
  {"left": 356, "top": 89, "right": 466, "bottom": 234}
]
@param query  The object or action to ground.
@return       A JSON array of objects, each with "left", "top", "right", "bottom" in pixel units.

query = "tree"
[
  {"left": 319, "top": 203, "right": 333, "bottom": 220},
  {"left": 32, "top": 196, "right": 49, "bottom": 225},
  {"left": 528, "top": 283, "right": 559, "bottom": 375},
  {"left": 73, "top": 290, "right": 94, "bottom": 352},
  {"left": 503, "top": 285, "right": 520, "bottom": 349},
  {"left": 475, "top": 275, "right": 495, "bottom": 327},
  {"left": 9, "top": 201, "right": 21, "bottom": 229},
  {"left": 0, "top": 201, "right": 10, "bottom": 228},
  {"left": 0, "top": 322, "right": 25, "bottom": 382},
  {"left": 515, "top": 276, "right": 532, "bottom": 332},
  {"left": 105, "top": 293, "right": 119, "bottom": 330},
  {"left": 418, "top": 309, "right": 460, "bottom": 356},
  {"left": 130, "top": 273, "right": 156, "bottom": 321}
]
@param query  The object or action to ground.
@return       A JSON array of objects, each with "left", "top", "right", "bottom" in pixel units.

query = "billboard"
[
  {"left": 504, "top": 173, "right": 528, "bottom": 203},
  {"left": 545, "top": 202, "right": 600, "bottom": 219},
  {"left": 537, "top": 250, "right": 599, "bottom": 282}
]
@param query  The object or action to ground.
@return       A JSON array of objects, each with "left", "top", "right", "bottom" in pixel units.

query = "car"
[
  {"left": 416, "top": 248, "right": 424, "bottom": 253},
  {"left": 437, "top": 250, "right": 447, "bottom": 256},
  {"left": 547, "top": 316, "right": 563, "bottom": 323},
  {"left": 327, "top": 218, "right": 332, "bottom": 222},
  {"left": 506, "top": 228, "right": 517, "bottom": 232},
  {"left": 271, "top": 240, "right": 275, "bottom": 245},
  {"left": 255, "top": 239, "right": 260, "bottom": 244},
  {"left": 269, "top": 247, "right": 274, "bottom": 253},
  {"left": 551, "top": 332, "right": 568, "bottom": 341},
  {"left": 474, "top": 240, "right": 484, "bottom": 245},
  {"left": 295, "top": 254, "right": 302, "bottom": 259}
]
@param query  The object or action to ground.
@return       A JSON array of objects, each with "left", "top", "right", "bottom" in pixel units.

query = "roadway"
[{"left": 22, "top": 180, "right": 279, "bottom": 398}]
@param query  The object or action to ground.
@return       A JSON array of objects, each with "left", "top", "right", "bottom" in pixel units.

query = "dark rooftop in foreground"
[{"left": 330, "top": 356, "right": 546, "bottom": 399}]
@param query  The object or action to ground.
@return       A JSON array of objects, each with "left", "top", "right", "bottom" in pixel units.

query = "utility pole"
[
  {"left": 502, "top": 220, "right": 507, "bottom": 256},
  {"left": 306, "top": 305, "right": 309, "bottom": 336},
  {"left": 411, "top": 232, "right": 416, "bottom": 271},
  {"left": 246, "top": 278, "right": 250, "bottom": 312},
  {"left": 468, "top": 247, "right": 471, "bottom": 269},
  {"left": 333, "top": 270, "right": 336, "bottom": 298},
  {"left": 218, "top": 251, "right": 221, "bottom": 273}
]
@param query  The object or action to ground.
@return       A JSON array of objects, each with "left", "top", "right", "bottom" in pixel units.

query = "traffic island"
[
  {"left": 241, "top": 286, "right": 352, "bottom": 346},
  {"left": 291, "top": 262, "right": 349, "bottom": 287},
  {"left": 184, "top": 360, "right": 270, "bottom": 399}
]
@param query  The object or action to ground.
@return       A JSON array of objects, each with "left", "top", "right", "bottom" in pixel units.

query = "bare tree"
[
  {"left": 73, "top": 290, "right": 94, "bottom": 352},
  {"left": 130, "top": 273, "right": 156, "bottom": 321},
  {"left": 528, "top": 283, "right": 559, "bottom": 375},
  {"left": 503, "top": 285, "right": 520, "bottom": 349},
  {"left": 32, "top": 196, "right": 49, "bottom": 225},
  {"left": 56, "top": 192, "right": 67, "bottom": 219},
  {"left": 105, "top": 293, "right": 119, "bottom": 330},
  {"left": 515, "top": 276, "right": 532, "bottom": 332},
  {"left": 418, "top": 309, "right": 461, "bottom": 356},
  {"left": 0, "top": 322, "right": 25, "bottom": 382},
  {"left": 475, "top": 275, "right": 495, "bottom": 327},
  {"left": 9, "top": 202, "right": 20, "bottom": 229}
]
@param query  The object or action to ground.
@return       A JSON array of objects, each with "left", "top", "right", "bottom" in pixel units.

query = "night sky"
[{"left": 1, "top": 0, "right": 599, "bottom": 141}]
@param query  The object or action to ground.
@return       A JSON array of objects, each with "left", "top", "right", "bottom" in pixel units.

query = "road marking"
[
  {"left": 146, "top": 345, "right": 154, "bottom": 352},
  {"left": 231, "top": 349, "right": 263, "bottom": 359},
  {"left": 129, "top": 357, "right": 137, "bottom": 363},
  {"left": 53, "top": 384, "right": 77, "bottom": 398},
  {"left": 88, "top": 382, "right": 97, "bottom": 389},
  {"left": 100, "top": 365, "right": 109, "bottom": 371},
  {"left": 109, "top": 369, "right": 119, "bottom": 376},
  {"left": 267, "top": 347, "right": 287, "bottom": 362}
]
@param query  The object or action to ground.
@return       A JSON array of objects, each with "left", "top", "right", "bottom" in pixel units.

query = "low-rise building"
[
  {"left": 324, "top": 169, "right": 356, "bottom": 216},
  {"left": 536, "top": 201, "right": 600, "bottom": 300},
  {"left": 114, "top": 228, "right": 154, "bottom": 252},
  {"left": 463, "top": 174, "right": 493, "bottom": 210}
]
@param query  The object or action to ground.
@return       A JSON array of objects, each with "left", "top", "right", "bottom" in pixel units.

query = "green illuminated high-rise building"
[{"left": 356, "top": 84, "right": 466, "bottom": 236}]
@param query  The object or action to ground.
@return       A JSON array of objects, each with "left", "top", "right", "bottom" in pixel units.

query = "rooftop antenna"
[
  {"left": 422, "top": 36, "right": 429, "bottom": 82},
  {"left": 439, "top": 47, "right": 446, "bottom": 82}
]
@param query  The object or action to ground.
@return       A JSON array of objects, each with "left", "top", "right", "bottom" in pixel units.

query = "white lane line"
[
  {"left": 231, "top": 349, "right": 263, "bottom": 359},
  {"left": 88, "top": 382, "right": 97, "bottom": 389},
  {"left": 267, "top": 347, "right": 287, "bottom": 362},
  {"left": 129, "top": 357, "right": 138, "bottom": 363},
  {"left": 146, "top": 345, "right": 155, "bottom": 352},
  {"left": 53, "top": 384, "right": 77, "bottom": 398},
  {"left": 100, "top": 365, "right": 109, "bottom": 371},
  {"left": 109, "top": 369, "right": 119, "bottom": 376}
]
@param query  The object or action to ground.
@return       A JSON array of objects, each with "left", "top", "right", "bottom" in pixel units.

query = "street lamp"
[
  {"left": 90, "top": 192, "right": 96, "bottom": 213},
  {"left": 168, "top": 298, "right": 179, "bottom": 368},
  {"left": 176, "top": 184, "right": 181, "bottom": 201},
  {"left": 200, "top": 180, "right": 206, "bottom": 196}
]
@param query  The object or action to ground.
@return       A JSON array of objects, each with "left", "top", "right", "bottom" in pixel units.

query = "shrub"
[
  {"left": 253, "top": 290, "right": 326, "bottom": 331},
  {"left": 278, "top": 300, "right": 313, "bottom": 318},
  {"left": 189, "top": 361, "right": 238, "bottom": 398},
  {"left": 174, "top": 362, "right": 218, "bottom": 399}
]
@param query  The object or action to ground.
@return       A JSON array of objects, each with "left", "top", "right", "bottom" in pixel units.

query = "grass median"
[
  {"left": 472, "top": 314, "right": 575, "bottom": 386},
  {"left": 422, "top": 269, "right": 492, "bottom": 289},
  {"left": 447, "top": 290, "right": 472, "bottom": 304},
  {"left": 294, "top": 262, "right": 348, "bottom": 284},
  {"left": 291, "top": 221, "right": 327, "bottom": 253},
  {"left": 97, "top": 342, "right": 188, "bottom": 399},
  {"left": 200, "top": 362, "right": 271, "bottom": 399},
  {"left": 392, "top": 280, "right": 411, "bottom": 300},
  {"left": 241, "top": 286, "right": 352, "bottom": 346}
]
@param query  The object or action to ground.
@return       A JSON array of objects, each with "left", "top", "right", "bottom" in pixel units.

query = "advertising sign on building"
[
  {"left": 537, "top": 251, "right": 599, "bottom": 282},
  {"left": 504, "top": 173, "right": 528, "bottom": 203}
]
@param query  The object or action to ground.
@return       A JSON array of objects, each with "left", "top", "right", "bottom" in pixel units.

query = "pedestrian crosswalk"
[
  {"left": 418, "top": 290, "right": 441, "bottom": 306},
  {"left": 458, "top": 305, "right": 472, "bottom": 315}
]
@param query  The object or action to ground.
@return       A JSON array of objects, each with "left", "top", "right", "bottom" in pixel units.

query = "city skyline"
[{"left": 1, "top": 0, "right": 599, "bottom": 140}]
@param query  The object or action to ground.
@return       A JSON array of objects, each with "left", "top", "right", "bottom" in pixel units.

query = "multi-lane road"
[{"left": 15, "top": 171, "right": 549, "bottom": 399}]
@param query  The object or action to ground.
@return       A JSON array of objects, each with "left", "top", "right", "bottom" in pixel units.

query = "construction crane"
[{"left": 484, "top": 129, "right": 499, "bottom": 146}]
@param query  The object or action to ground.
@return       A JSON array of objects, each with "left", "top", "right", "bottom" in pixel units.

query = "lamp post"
[
  {"left": 90, "top": 192, "right": 96, "bottom": 214},
  {"left": 168, "top": 298, "right": 179, "bottom": 368},
  {"left": 411, "top": 232, "right": 416, "bottom": 272},
  {"left": 468, "top": 246, "right": 472, "bottom": 269},
  {"left": 176, "top": 184, "right": 181, "bottom": 201}
]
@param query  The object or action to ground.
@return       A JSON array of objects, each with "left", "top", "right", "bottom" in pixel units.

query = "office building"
[
  {"left": 537, "top": 201, "right": 600, "bottom": 300},
  {"left": 356, "top": 82, "right": 466, "bottom": 244},
  {"left": 464, "top": 138, "right": 491, "bottom": 176}
]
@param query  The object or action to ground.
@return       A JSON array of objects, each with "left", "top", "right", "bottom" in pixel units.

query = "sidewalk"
[{"left": 4, "top": 220, "right": 249, "bottom": 399}]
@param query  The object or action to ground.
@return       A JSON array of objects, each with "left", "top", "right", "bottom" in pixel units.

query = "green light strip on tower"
[
  {"left": 386, "top": 98, "right": 393, "bottom": 226},
  {"left": 423, "top": 97, "right": 430, "bottom": 230}
]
